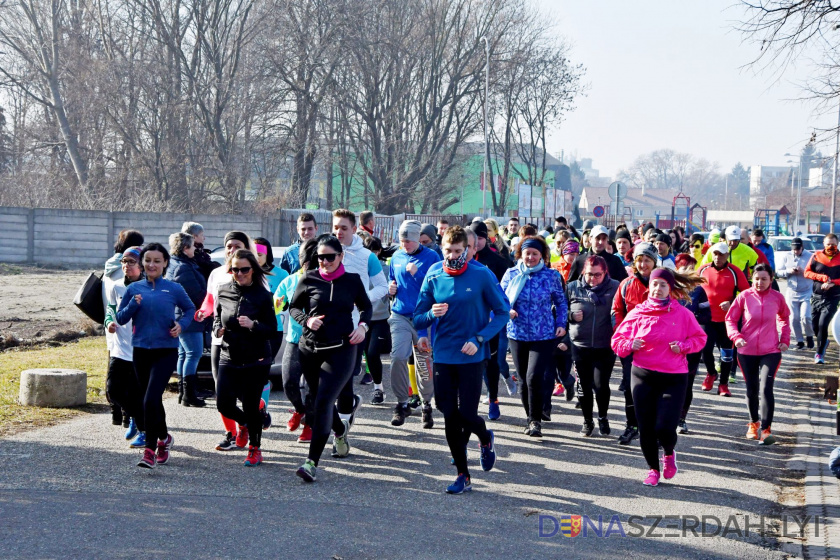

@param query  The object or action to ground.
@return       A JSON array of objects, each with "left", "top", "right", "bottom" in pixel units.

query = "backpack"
[{"left": 73, "top": 271, "right": 105, "bottom": 324}]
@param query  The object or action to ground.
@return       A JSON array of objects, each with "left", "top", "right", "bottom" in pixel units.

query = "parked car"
[
  {"left": 806, "top": 234, "right": 825, "bottom": 246},
  {"left": 769, "top": 236, "right": 816, "bottom": 272}
]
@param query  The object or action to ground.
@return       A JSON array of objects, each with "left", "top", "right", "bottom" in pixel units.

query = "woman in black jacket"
[
  {"left": 566, "top": 255, "right": 620, "bottom": 437},
  {"left": 213, "top": 249, "right": 277, "bottom": 467},
  {"left": 289, "top": 235, "right": 372, "bottom": 483}
]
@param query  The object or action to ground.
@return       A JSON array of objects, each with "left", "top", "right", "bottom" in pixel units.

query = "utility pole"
[{"left": 833, "top": 99, "right": 840, "bottom": 234}]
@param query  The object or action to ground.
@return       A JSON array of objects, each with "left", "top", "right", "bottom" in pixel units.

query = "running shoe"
[
  {"left": 598, "top": 417, "right": 611, "bottom": 436},
  {"left": 643, "top": 469, "right": 660, "bottom": 486},
  {"left": 528, "top": 421, "right": 542, "bottom": 438},
  {"left": 422, "top": 404, "right": 434, "bottom": 429},
  {"left": 348, "top": 394, "right": 362, "bottom": 429},
  {"left": 505, "top": 376, "right": 518, "bottom": 396},
  {"left": 807, "top": 336, "right": 815, "bottom": 349},
  {"left": 156, "top": 434, "right": 173, "bottom": 465},
  {"left": 580, "top": 420, "right": 594, "bottom": 437},
  {"left": 481, "top": 395, "right": 490, "bottom": 405},
  {"left": 796, "top": 341, "right": 805, "bottom": 350},
  {"left": 137, "top": 448, "right": 156, "bottom": 469},
  {"left": 391, "top": 403, "right": 412, "bottom": 426},
  {"left": 662, "top": 453, "right": 678, "bottom": 479},
  {"left": 262, "top": 409, "right": 272, "bottom": 431},
  {"left": 677, "top": 419, "right": 689, "bottom": 434},
  {"left": 297, "top": 424, "right": 312, "bottom": 443},
  {"left": 296, "top": 459, "right": 317, "bottom": 482},
  {"left": 552, "top": 383, "right": 564, "bottom": 397},
  {"left": 235, "top": 426, "right": 249, "bottom": 448},
  {"left": 618, "top": 425, "right": 639, "bottom": 445},
  {"left": 718, "top": 384, "right": 731, "bottom": 397},
  {"left": 758, "top": 428, "right": 776, "bottom": 446},
  {"left": 746, "top": 422, "right": 759, "bottom": 440},
  {"left": 701, "top": 373, "right": 715, "bottom": 392},
  {"left": 407, "top": 394, "right": 422, "bottom": 409},
  {"left": 287, "top": 410, "right": 304, "bottom": 432},
  {"left": 815, "top": 353, "right": 824, "bottom": 364},
  {"left": 370, "top": 389, "right": 385, "bottom": 405},
  {"left": 479, "top": 430, "right": 496, "bottom": 471},
  {"left": 488, "top": 400, "right": 500, "bottom": 421},
  {"left": 729, "top": 374, "right": 737, "bottom": 384},
  {"left": 359, "top": 372, "right": 374, "bottom": 385},
  {"left": 124, "top": 418, "right": 138, "bottom": 441},
  {"left": 446, "top": 474, "right": 472, "bottom": 494},
  {"left": 129, "top": 432, "right": 146, "bottom": 449},
  {"left": 331, "top": 420, "right": 351, "bottom": 458},
  {"left": 244, "top": 446, "right": 263, "bottom": 467},
  {"left": 216, "top": 431, "right": 237, "bottom": 451}
]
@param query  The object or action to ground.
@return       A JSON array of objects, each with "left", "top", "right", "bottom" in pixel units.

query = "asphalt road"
[{"left": 0, "top": 353, "right": 805, "bottom": 559}]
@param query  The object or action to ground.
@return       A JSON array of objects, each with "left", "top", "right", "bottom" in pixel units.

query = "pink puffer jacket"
[
  {"left": 725, "top": 288, "right": 791, "bottom": 356},
  {"left": 611, "top": 298, "right": 707, "bottom": 374}
]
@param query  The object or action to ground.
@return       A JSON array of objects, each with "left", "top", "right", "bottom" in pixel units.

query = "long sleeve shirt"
[{"left": 116, "top": 278, "right": 195, "bottom": 349}]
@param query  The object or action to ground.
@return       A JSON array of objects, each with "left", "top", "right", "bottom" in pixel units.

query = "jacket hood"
[
  {"left": 634, "top": 297, "right": 682, "bottom": 315},
  {"left": 346, "top": 234, "right": 364, "bottom": 254},
  {"left": 105, "top": 253, "right": 123, "bottom": 277}
]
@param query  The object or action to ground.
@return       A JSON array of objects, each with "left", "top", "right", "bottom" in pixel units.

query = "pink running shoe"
[
  {"left": 552, "top": 383, "right": 564, "bottom": 397},
  {"left": 662, "top": 453, "right": 677, "bottom": 479},
  {"left": 156, "top": 434, "right": 174, "bottom": 465},
  {"left": 138, "top": 448, "right": 156, "bottom": 469},
  {"left": 643, "top": 469, "right": 660, "bottom": 486}
]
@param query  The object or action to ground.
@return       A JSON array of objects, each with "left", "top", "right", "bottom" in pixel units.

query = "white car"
[{"left": 768, "top": 236, "right": 816, "bottom": 269}]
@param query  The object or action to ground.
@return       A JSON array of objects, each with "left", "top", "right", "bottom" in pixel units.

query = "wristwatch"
[
  {"left": 359, "top": 322, "right": 369, "bottom": 332},
  {"left": 475, "top": 335, "right": 485, "bottom": 344}
]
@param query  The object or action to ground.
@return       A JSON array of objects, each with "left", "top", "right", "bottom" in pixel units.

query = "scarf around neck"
[
  {"left": 648, "top": 296, "right": 670, "bottom": 309},
  {"left": 319, "top": 263, "right": 346, "bottom": 281},
  {"left": 443, "top": 252, "right": 469, "bottom": 276},
  {"left": 583, "top": 272, "right": 612, "bottom": 306},
  {"left": 505, "top": 260, "right": 544, "bottom": 307}
]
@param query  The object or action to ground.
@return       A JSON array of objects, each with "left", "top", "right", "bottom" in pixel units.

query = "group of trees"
[{"left": 0, "top": 0, "right": 584, "bottom": 215}]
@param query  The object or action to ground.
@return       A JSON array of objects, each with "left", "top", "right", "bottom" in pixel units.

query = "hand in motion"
[
  {"left": 417, "top": 337, "right": 431, "bottom": 353},
  {"left": 237, "top": 316, "right": 255, "bottom": 329},
  {"left": 735, "top": 339, "right": 748, "bottom": 348},
  {"left": 778, "top": 343, "right": 788, "bottom": 352},
  {"left": 509, "top": 309, "right": 518, "bottom": 319},
  {"left": 669, "top": 341, "right": 681, "bottom": 354},
  {"left": 307, "top": 315, "right": 325, "bottom": 331},
  {"left": 406, "top": 262, "right": 418, "bottom": 276},
  {"left": 216, "top": 327, "right": 226, "bottom": 337},
  {"left": 720, "top": 301, "right": 731, "bottom": 312},
  {"left": 432, "top": 303, "right": 449, "bottom": 318},
  {"left": 349, "top": 326, "right": 366, "bottom": 345},
  {"left": 107, "top": 323, "right": 117, "bottom": 334},
  {"left": 822, "top": 282, "right": 834, "bottom": 292},
  {"left": 631, "top": 338, "right": 645, "bottom": 351},
  {"left": 169, "top": 323, "right": 181, "bottom": 338},
  {"left": 133, "top": 294, "right": 143, "bottom": 305},
  {"left": 461, "top": 341, "right": 478, "bottom": 356},
  {"left": 556, "top": 327, "right": 566, "bottom": 338},
  {"left": 572, "top": 310, "right": 583, "bottom": 322},
  {"left": 557, "top": 343, "right": 568, "bottom": 351},
  {"left": 195, "top": 310, "right": 207, "bottom": 321},
  {"left": 388, "top": 281, "right": 398, "bottom": 296}
]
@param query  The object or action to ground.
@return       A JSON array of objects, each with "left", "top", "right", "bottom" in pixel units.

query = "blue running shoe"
[
  {"left": 124, "top": 418, "right": 138, "bottom": 441},
  {"left": 480, "top": 430, "right": 496, "bottom": 472},
  {"left": 488, "top": 401, "right": 500, "bottom": 421},
  {"left": 129, "top": 432, "right": 146, "bottom": 449},
  {"left": 446, "top": 474, "right": 472, "bottom": 494}
]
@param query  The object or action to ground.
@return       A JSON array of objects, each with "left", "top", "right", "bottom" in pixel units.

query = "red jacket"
[
  {"left": 804, "top": 250, "right": 840, "bottom": 298},
  {"left": 611, "top": 275, "right": 649, "bottom": 328},
  {"left": 725, "top": 288, "right": 791, "bottom": 355},
  {"left": 611, "top": 298, "right": 708, "bottom": 374},
  {"left": 698, "top": 263, "right": 749, "bottom": 323}
]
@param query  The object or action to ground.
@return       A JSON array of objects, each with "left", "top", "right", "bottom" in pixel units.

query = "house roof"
[{"left": 580, "top": 187, "right": 681, "bottom": 209}]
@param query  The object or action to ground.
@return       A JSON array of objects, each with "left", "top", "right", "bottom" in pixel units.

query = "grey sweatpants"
[{"left": 388, "top": 312, "right": 434, "bottom": 405}]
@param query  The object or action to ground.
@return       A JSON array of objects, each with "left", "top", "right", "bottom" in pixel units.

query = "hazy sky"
[{"left": 539, "top": 0, "right": 837, "bottom": 179}]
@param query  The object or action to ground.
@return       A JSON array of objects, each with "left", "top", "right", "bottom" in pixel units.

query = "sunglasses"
[
  {"left": 317, "top": 253, "right": 339, "bottom": 262},
  {"left": 230, "top": 266, "right": 252, "bottom": 274},
  {"left": 120, "top": 259, "right": 138, "bottom": 265},
  {"left": 693, "top": 243, "right": 702, "bottom": 249}
]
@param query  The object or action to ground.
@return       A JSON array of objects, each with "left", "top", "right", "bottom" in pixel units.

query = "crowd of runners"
[{"left": 101, "top": 211, "right": 835, "bottom": 491}]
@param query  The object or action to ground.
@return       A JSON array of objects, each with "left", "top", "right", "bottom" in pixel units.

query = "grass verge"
[{"left": 0, "top": 337, "right": 109, "bottom": 437}]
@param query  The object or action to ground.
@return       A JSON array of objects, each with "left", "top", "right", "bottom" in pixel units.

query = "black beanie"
[
  {"left": 655, "top": 233, "right": 672, "bottom": 246},
  {"left": 616, "top": 229, "right": 631, "bottom": 242},
  {"left": 224, "top": 231, "right": 250, "bottom": 247}
]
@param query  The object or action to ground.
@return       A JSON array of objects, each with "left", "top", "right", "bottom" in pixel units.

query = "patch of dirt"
[{"left": 0, "top": 266, "right": 102, "bottom": 350}]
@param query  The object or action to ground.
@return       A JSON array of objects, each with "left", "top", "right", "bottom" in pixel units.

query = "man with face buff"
[{"left": 804, "top": 233, "right": 840, "bottom": 364}]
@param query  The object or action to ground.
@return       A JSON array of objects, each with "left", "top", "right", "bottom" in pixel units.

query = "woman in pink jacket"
[
  {"left": 612, "top": 268, "right": 707, "bottom": 487},
  {"left": 725, "top": 263, "right": 791, "bottom": 446}
]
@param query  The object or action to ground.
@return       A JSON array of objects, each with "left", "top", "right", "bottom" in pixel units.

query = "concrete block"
[{"left": 19, "top": 369, "right": 87, "bottom": 408}]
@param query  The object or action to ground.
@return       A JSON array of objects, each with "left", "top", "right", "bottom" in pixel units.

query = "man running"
[
  {"left": 776, "top": 237, "right": 814, "bottom": 350},
  {"left": 281, "top": 213, "right": 318, "bottom": 275},
  {"left": 805, "top": 233, "right": 840, "bottom": 364},
  {"left": 568, "top": 225, "right": 628, "bottom": 282}
]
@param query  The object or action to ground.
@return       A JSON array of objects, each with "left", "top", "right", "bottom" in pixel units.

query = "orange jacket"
[{"left": 804, "top": 250, "right": 840, "bottom": 298}]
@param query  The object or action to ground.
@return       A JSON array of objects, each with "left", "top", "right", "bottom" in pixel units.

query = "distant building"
[
  {"left": 749, "top": 165, "right": 790, "bottom": 209},
  {"left": 579, "top": 186, "right": 681, "bottom": 226}
]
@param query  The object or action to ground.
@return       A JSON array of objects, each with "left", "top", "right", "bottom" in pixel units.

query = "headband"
[
  {"left": 255, "top": 243, "right": 268, "bottom": 255},
  {"left": 224, "top": 231, "right": 250, "bottom": 247},
  {"left": 650, "top": 268, "right": 675, "bottom": 289},
  {"left": 562, "top": 241, "right": 580, "bottom": 255},
  {"left": 521, "top": 238, "right": 543, "bottom": 252}
]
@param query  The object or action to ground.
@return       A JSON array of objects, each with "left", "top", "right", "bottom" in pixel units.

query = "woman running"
[
  {"left": 726, "top": 263, "right": 791, "bottom": 445},
  {"left": 567, "top": 255, "right": 619, "bottom": 436},
  {"left": 414, "top": 226, "right": 509, "bottom": 494},
  {"left": 611, "top": 268, "right": 707, "bottom": 486},
  {"left": 290, "top": 235, "right": 371, "bottom": 482},
  {"left": 117, "top": 243, "right": 196, "bottom": 469},
  {"left": 552, "top": 239, "right": 579, "bottom": 282},
  {"left": 214, "top": 249, "right": 278, "bottom": 466},
  {"left": 500, "top": 236, "right": 567, "bottom": 438},
  {"left": 674, "top": 254, "right": 710, "bottom": 434}
]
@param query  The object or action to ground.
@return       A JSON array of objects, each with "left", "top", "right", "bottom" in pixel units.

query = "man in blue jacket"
[
  {"left": 280, "top": 213, "right": 318, "bottom": 274},
  {"left": 750, "top": 228, "right": 776, "bottom": 271},
  {"left": 389, "top": 220, "right": 441, "bottom": 428}
]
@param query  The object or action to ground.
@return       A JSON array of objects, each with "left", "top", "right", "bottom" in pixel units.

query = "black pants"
[
  {"left": 702, "top": 321, "right": 733, "bottom": 381},
  {"left": 738, "top": 353, "right": 781, "bottom": 430},
  {"left": 364, "top": 319, "right": 390, "bottom": 385},
  {"left": 631, "top": 366, "right": 688, "bottom": 472},
  {"left": 107, "top": 357, "right": 144, "bottom": 431},
  {"left": 484, "top": 335, "right": 502, "bottom": 402},
  {"left": 681, "top": 352, "right": 702, "bottom": 420},
  {"left": 337, "top": 344, "right": 363, "bottom": 414},
  {"left": 434, "top": 361, "right": 491, "bottom": 477},
  {"left": 573, "top": 345, "right": 616, "bottom": 423},
  {"left": 216, "top": 360, "right": 270, "bottom": 447},
  {"left": 269, "top": 332, "right": 283, "bottom": 366},
  {"left": 281, "top": 342, "right": 306, "bottom": 414},
  {"left": 133, "top": 348, "right": 178, "bottom": 450},
  {"left": 509, "top": 339, "right": 555, "bottom": 423},
  {"left": 300, "top": 343, "right": 356, "bottom": 465},
  {"left": 619, "top": 355, "right": 638, "bottom": 428},
  {"left": 812, "top": 295, "right": 840, "bottom": 355}
]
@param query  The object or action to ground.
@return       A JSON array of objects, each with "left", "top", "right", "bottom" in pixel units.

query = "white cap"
[
  {"left": 590, "top": 225, "right": 609, "bottom": 238},
  {"left": 711, "top": 241, "right": 730, "bottom": 255},
  {"left": 724, "top": 225, "right": 741, "bottom": 241},
  {"left": 710, "top": 228, "right": 720, "bottom": 236}
]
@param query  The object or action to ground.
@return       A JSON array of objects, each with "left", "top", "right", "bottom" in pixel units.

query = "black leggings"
[
  {"left": 107, "top": 357, "right": 144, "bottom": 431},
  {"left": 681, "top": 352, "right": 702, "bottom": 420},
  {"left": 337, "top": 344, "right": 363, "bottom": 414},
  {"left": 364, "top": 319, "right": 390, "bottom": 385},
  {"left": 702, "top": 321, "right": 733, "bottom": 380},
  {"left": 572, "top": 345, "right": 615, "bottom": 422},
  {"left": 509, "top": 339, "right": 555, "bottom": 422},
  {"left": 738, "top": 353, "right": 781, "bottom": 430},
  {"left": 631, "top": 366, "right": 688, "bottom": 471},
  {"left": 619, "top": 355, "right": 638, "bottom": 428},
  {"left": 300, "top": 343, "right": 355, "bottom": 465},
  {"left": 812, "top": 295, "right": 840, "bottom": 355},
  {"left": 281, "top": 342, "right": 305, "bottom": 414},
  {"left": 434, "top": 361, "right": 491, "bottom": 477},
  {"left": 133, "top": 348, "right": 178, "bottom": 450},
  {"left": 216, "top": 360, "right": 270, "bottom": 447},
  {"left": 484, "top": 335, "right": 501, "bottom": 402}
]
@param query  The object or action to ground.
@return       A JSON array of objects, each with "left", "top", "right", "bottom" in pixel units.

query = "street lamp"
[
  {"left": 480, "top": 36, "right": 490, "bottom": 217},
  {"left": 784, "top": 153, "right": 803, "bottom": 236}
]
